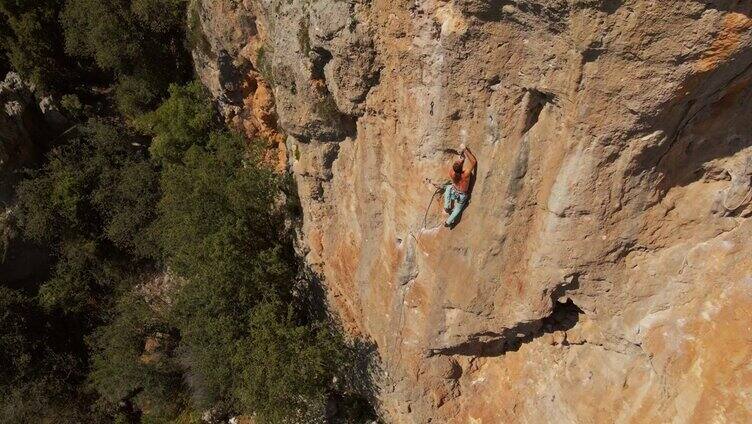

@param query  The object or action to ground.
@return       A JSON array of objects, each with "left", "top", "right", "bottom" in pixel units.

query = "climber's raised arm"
[{"left": 463, "top": 146, "right": 477, "bottom": 172}]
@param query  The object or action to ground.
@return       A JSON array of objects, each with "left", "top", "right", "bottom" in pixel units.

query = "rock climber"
[{"left": 444, "top": 143, "right": 477, "bottom": 227}]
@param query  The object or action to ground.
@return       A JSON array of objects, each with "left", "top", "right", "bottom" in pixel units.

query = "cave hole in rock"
[
  {"left": 246, "top": 16, "right": 258, "bottom": 37},
  {"left": 599, "top": 0, "right": 624, "bottom": 14},
  {"left": 539, "top": 298, "right": 584, "bottom": 336},
  {"left": 311, "top": 47, "right": 333, "bottom": 80},
  {"left": 522, "top": 89, "right": 553, "bottom": 134}
]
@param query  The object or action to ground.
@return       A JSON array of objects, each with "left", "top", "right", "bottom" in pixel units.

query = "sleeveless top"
[{"left": 450, "top": 169, "right": 470, "bottom": 193}]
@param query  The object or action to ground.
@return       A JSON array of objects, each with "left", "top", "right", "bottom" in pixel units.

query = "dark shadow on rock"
[
  {"left": 0, "top": 235, "right": 53, "bottom": 291},
  {"left": 627, "top": 55, "right": 752, "bottom": 199},
  {"left": 456, "top": 0, "right": 515, "bottom": 21},
  {"left": 290, "top": 204, "right": 382, "bottom": 420},
  {"left": 429, "top": 276, "right": 582, "bottom": 357},
  {"left": 695, "top": 1, "right": 752, "bottom": 15},
  {"left": 217, "top": 50, "right": 244, "bottom": 105},
  {"left": 327, "top": 338, "right": 383, "bottom": 423},
  {"left": 598, "top": 0, "right": 625, "bottom": 14},
  {"left": 522, "top": 88, "right": 553, "bottom": 134}
]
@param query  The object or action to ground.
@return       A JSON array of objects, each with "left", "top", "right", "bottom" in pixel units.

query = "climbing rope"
[
  {"left": 405, "top": 179, "right": 448, "bottom": 257},
  {"left": 422, "top": 179, "right": 447, "bottom": 230}
]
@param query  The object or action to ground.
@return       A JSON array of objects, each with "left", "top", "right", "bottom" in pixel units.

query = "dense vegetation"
[{"left": 0, "top": 1, "right": 376, "bottom": 423}]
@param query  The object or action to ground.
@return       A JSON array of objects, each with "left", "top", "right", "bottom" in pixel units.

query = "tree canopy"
[{"left": 0, "top": 2, "right": 378, "bottom": 422}]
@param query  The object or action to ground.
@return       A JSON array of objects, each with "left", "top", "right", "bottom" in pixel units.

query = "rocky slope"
[{"left": 192, "top": 1, "right": 752, "bottom": 422}]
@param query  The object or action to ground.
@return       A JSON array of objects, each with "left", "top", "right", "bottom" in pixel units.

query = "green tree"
[
  {"left": 0, "top": 15, "right": 8, "bottom": 74},
  {"left": 61, "top": 0, "right": 192, "bottom": 116},
  {"left": 10, "top": 119, "right": 165, "bottom": 420},
  {"left": 0, "top": 0, "right": 69, "bottom": 90},
  {"left": 15, "top": 120, "right": 158, "bottom": 314},
  {"left": 142, "top": 84, "right": 367, "bottom": 421},
  {"left": 0, "top": 286, "right": 97, "bottom": 423},
  {"left": 156, "top": 132, "right": 294, "bottom": 406},
  {"left": 0, "top": 287, "right": 37, "bottom": 385},
  {"left": 17, "top": 120, "right": 158, "bottom": 252},
  {"left": 234, "top": 301, "right": 347, "bottom": 422},
  {"left": 90, "top": 292, "right": 188, "bottom": 422}
]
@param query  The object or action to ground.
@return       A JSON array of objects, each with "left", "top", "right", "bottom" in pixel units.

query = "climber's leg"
[
  {"left": 444, "top": 185, "right": 454, "bottom": 212},
  {"left": 445, "top": 192, "right": 467, "bottom": 226}
]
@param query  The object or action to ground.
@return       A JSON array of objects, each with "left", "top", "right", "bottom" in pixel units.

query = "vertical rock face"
[
  {"left": 0, "top": 73, "right": 56, "bottom": 285},
  {"left": 0, "top": 72, "right": 51, "bottom": 203},
  {"left": 195, "top": 1, "right": 752, "bottom": 422}
]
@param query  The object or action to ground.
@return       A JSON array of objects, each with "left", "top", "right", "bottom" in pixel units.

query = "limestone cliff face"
[{"left": 194, "top": 1, "right": 752, "bottom": 422}]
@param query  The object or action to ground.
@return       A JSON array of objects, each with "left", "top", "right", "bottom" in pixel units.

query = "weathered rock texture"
[
  {"left": 189, "top": 0, "right": 287, "bottom": 169},
  {"left": 195, "top": 1, "right": 752, "bottom": 422}
]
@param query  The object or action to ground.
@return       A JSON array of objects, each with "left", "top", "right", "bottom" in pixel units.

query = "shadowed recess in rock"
[
  {"left": 457, "top": 0, "right": 516, "bottom": 21},
  {"left": 311, "top": 47, "right": 332, "bottom": 81},
  {"left": 522, "top": 88, "right": 553, "bottom": 134},
  {"left": 429, "top": 278, "right": 583, "bottom": 358},
  {"left": 429, "top": 299, "right": 584, "bottom": 357},
  {"left": 628, "top": 60, "right": 752, "bottom": 200}
]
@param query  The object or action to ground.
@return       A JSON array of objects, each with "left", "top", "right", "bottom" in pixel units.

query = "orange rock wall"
[{"left": 194, "top": 1, "right": 752, "bottom": 422}]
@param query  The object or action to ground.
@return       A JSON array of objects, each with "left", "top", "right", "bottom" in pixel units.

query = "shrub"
[
  {"left": 61, "top": 0, "right": 192, "bottom": 114},
  {"left": 38, "top": 238, "right": 102, "bottom": 313},
  {"left": 15, "top": 120, "right": 159, "bottom": 313},
  {"left": 89, "top": 292, "right": 188, "bottom": 421},
  {"left": 234, "top": 301, "right": 347, "bottom": 422},
  {"left": 135, "top": 82, "right": 217, "bottom": 163},
  {"left": 115, "top": 73, "right": 163, "bottom": 118}
]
